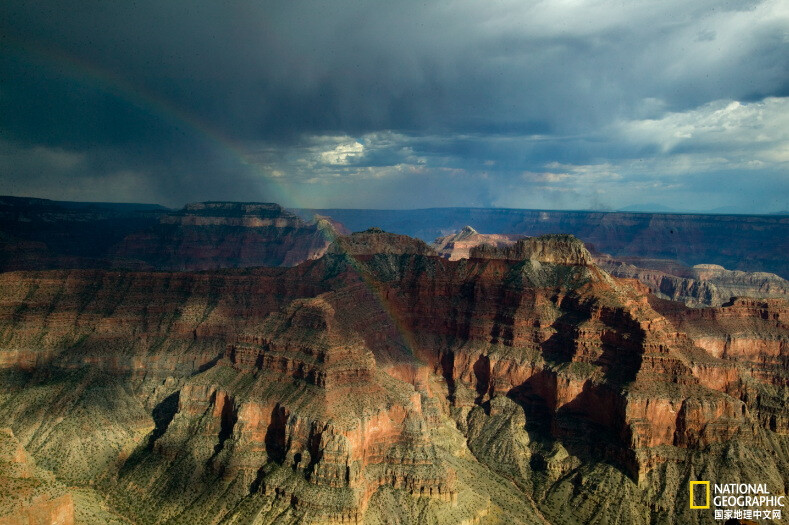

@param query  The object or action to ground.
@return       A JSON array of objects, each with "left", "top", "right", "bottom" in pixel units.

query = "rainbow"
[
  {"left": 7, "top": 37, "right": 424, "bottom": 359},
  {"left": 5, "top": 36, "right": 298, "bottom": 206}
]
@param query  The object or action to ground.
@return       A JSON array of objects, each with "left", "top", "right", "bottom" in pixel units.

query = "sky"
[{"left": 1, "top": 1, "right": 788, "bottom": 212}]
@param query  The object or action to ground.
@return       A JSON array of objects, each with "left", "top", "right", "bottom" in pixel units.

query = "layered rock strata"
[
  {"left": 432, "top": 226, "right": 525, "bottom": 261},
  {"left": 601, "top": 258, "right": 789, "bottom": 307},
  {"left": 0, "top": 197, "right": 345, "bottom": 272},
  {"left": 112, "top": 202, "right": 344, "bottom": 269},
  {"left": 0, "top": 428, "right": 75, "bottom": 525},
  {"left": 0, "top": 231, "right": 785, "bottom": 524},
  {"left": 308, "top": 207, "right": 789, "bottom": 278},
  {"left": 433, "top": 226, "right": 789, "bottom": 307}
]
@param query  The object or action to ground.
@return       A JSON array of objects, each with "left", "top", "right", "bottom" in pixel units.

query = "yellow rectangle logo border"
[{"left": 690, "top": 481, "right": 710, "bottom": 509}]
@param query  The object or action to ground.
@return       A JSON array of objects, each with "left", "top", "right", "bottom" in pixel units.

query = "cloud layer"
[{"left": 1, "top": 0, "right": 787, "bottom": 211}]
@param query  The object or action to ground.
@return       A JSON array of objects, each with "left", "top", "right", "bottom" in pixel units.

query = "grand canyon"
[
  {"left": 0, "top": 198, "right": 786, "bottom": 524},
  {"left": 4, "top": 1, "right": 788, "bottom": 523}
]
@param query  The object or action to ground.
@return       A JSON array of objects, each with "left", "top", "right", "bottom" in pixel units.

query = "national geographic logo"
[
  {"left": 690, "top": 481, "right": 711, "bottom": 509},
  {"left": 690, "top": 480, "right": 785, "bottom": 521}
]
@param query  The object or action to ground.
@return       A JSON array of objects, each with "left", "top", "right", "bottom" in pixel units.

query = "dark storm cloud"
[{"left": 0, "top": 0, "right": 787, "bottom": 209}]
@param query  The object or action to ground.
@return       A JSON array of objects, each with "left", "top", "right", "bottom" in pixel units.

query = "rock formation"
[
  {"left": 0, "top": 229, "right": 785, "bottom": 524},
  {"left": 433, "top": 226, "right": 789, "bottom": 307},
  {"left": 0, "top": 428, "right": 75, "bottom": 525},
  {"left": 0, "top": 197, "right": 345, "bottom": 272},
  {"left": 328, "top": 228, "right": 436, "bottom": 257},
  {"left": 468, "top": 234, "right": 593, "bottom": 266},
  {"left": 0, "top": 196, "right": 163, "bottom": 271},
  {"left": 308, "top": 207, "right": 789, "bottom": 278},
  {"left": 599, "top": 256, "right": 789, "bottom": 307},
  {"left": 432, "top": 226, "right": 525, "bottom": 260},
  {"left": 112, "top": 202, "right": 344, "bottom": 269}
]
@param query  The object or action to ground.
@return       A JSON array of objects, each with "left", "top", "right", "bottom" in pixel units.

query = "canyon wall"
[
  {"left": 0, "top": 231, "right": 785, "bottom": 524},
  {"left": 0, "top": 198, "right": 343, "bottom": 272},
  {"left": 600, "top": 258, "right": 789, "bottom": 307},
  {"left": 433, "top": 227, "right": 789, "bottom": 307},
  {"left": 309, "top": 207, "right": 789, "bottom": 278}
]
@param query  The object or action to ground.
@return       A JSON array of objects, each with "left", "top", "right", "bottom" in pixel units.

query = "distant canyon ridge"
[
  {"left": 300, "top": 206, "right": 789, "bottom": 279},
  {"left": 1, "top": 196, "right": 786, "bottom": 308}
]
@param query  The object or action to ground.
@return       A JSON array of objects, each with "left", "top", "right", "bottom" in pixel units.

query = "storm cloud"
[{"left": 1, "top": 0, "right": 788, "bottom": 211}]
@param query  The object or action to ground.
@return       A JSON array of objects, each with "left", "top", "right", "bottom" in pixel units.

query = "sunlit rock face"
[
  {"left": 0, "top": 229, "right": 786, "bottom": 524},
  {"left": 599, "top": 256, "right": 789, "bottom": 307},
  {"left": 432, "top": 226, "right": 526, "bottom": 261},
  {"left": 467, "top": 234, "right": 594, "bottom": 266},
  {"left": 433, "top": 225, "right": 789, "bottom": 308},
  {"left": 318, "top": 208, "right": 789, "bottom": 278},
  {"left": 0, "top": 428, "right": 75, "bottom": 525}
]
